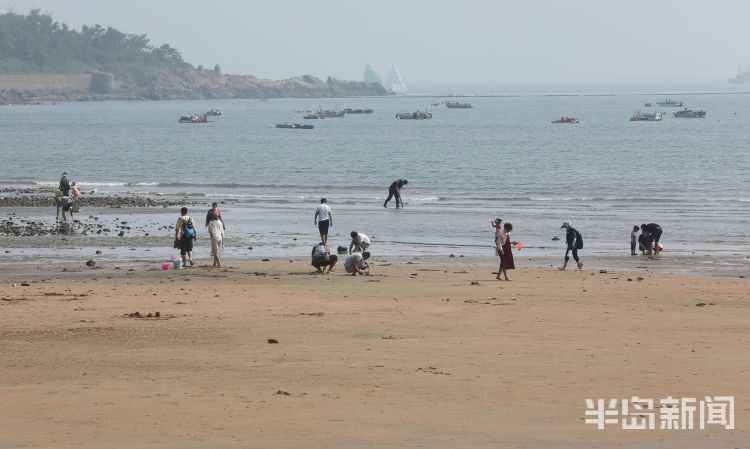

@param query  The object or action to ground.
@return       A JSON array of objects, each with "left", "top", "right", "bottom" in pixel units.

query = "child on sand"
[
  {"left": 631, "top": 225, "right": 639, "bottom": 255},
  {"left": 71, "top": 182, "right": 80, "bottom": 205},
  {"left": 495, "top": 222, "right": 514, "bottom": 281}
]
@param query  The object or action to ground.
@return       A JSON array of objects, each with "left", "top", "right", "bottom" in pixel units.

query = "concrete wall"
[{"left": 0, "top": 74, "right": 92, "bottom": 91}]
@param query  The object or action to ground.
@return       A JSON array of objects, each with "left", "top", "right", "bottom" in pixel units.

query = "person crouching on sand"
[
  {"left": 348, "top": 231, "right": 371, "bottom": 253},
  {"left": 311, "top": 242, "right": 337, "bottom": 274},
  {"left": 496, "top": 222, "right": 515, "bottom": 281},
  {"left": 344, "top": 251, "right": 370, "bottom": 276}
]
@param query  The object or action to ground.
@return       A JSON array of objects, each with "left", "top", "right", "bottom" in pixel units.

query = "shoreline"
[
  {"left": 0, "top": 252, "right": 747, "bottom": 282},
  {"left": 1, "top": 188, "right": 748, "bottom": 279}
]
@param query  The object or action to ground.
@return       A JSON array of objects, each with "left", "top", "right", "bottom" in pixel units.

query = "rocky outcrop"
[{"left": 0, "top": 69, "right": 388, "bottom": 104}]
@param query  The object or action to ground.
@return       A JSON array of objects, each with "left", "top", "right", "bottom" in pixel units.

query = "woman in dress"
[
  {"left": 496, "top": 222, "right": 515, "bottom": 281},
  {"left": 206, "top": 213, "right": 224, "bottom": 268}
]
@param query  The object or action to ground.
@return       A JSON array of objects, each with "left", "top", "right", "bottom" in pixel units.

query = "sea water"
[{"left": 0, "top": 86, "right": 748, "bottom": 265}]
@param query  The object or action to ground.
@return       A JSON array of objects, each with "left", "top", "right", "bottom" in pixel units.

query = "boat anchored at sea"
[
  {"left": 656, "top": 98, "right": 684, "bottom": 107},
  {"left": 179, "top": 114, "right": 208, "bottom": 123},
  {"left": 276, "top": 122, "right": 313, "bottom": 129},
  {"left": 673, "top": 108, "right": 706, "bottom": 118},
  {"left": 395, "top": 111, "right": 432, "bottom": 120},
  {"left": 445, "top": 101, "right": 473, "bottom": 109},
  {"left": 630, "top": 110, "right": 662, "bottom": 121},
  {"left": 551, "top": 116, "right": 579, "bottom": 124}
]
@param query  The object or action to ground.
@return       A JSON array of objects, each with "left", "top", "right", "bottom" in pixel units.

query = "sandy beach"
[{"left": 1, "top": 258, "right": 747, "bottom": 448}]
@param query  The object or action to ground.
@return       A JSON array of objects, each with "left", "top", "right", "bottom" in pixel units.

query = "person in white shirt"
[
  {"left": 348, "top": 231, "right": 371, "bottom": 253},
  {"left": 313, "top": 198, "right": 333, "bottom": 245}
]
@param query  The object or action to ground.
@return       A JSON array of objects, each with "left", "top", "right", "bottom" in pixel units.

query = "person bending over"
[
  {"left": 311, "top": 242, "right": 337, "bottom": 274},
  {"left": 383, "top": 179, "right": 408, "bottom": 208},
  {"left": 348, "top": 231, "right": 371, "bottom": 253},
  {"left": 344, "top": 251, "right": 371, "bottom": 276}
]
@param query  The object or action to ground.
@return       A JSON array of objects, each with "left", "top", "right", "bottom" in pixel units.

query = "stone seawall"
[{"left": 0, "top": 74, "right": 92, "bottom": 92}]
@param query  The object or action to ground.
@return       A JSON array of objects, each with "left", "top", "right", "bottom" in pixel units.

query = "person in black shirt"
[
  {"left": 383, "top": 179, "right": 408, "bottom": 208},
  {"left": 559, "top": 221, "right": 583, "bottom": 271},
  {"left": 56, "top": 172, "right": 70, "bottom": 222},
  {"left": 640, "top": 223, "right": 663, "bottom": 256}
]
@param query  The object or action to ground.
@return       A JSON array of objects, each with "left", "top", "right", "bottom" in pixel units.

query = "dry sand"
[{"left": 0, "top": 259, "right": 748, "bottom": 448}]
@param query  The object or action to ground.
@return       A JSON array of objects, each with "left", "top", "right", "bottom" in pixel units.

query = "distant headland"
[{"left": 0, "top": 10, "right": 387, "bottom": 105}]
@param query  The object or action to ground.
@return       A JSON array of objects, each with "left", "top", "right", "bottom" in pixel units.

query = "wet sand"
[{"left": 0, "top": 260, "right": 748, "bottom": 448}]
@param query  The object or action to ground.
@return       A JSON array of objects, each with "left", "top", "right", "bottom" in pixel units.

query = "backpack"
[
  {"left": 575, "top": 229, "right": 584, "bottom": 249},
  {"left": 313, "top": 244, "right": 328, "bottom": 260},
  {"left": 180, "top": 217, "right": 195, "bottom": 238}
]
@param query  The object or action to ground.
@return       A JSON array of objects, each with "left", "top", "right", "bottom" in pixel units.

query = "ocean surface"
[{"left": 1, "top": 84, "right": 749, "bottom": 267}]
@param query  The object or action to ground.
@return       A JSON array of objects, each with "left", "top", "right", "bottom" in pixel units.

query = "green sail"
[{"left": 363, "top": 63, "right": 382, "bottom": 85}]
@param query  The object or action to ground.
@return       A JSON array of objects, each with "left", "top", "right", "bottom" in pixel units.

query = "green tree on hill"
[{"left": 0, "top": 9, "right": 193, "bottom": 76}]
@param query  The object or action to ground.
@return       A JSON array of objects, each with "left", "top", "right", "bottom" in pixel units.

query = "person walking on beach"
[
  {"left": 496, "top": 222, "right": 515, "bottom": 280},
  {"left": 631, "top": 225, "right": 639, "bottom": 255},
  {"left": 383, "top": 179, "right": 408, "bottom": 208},
  {"left": 314, "top": 198, "right": 332, "bottom": 245},
  {"left": 348, "top": 231, "right": 371, "bottom": 253},
  {"left": 60, "top": 195, "right": 74, "bottom": 225},
  {"left": 344, "top": 251, "right": 371, "bottom": 276},
  {"left": 559, "top": 221, "right": 583, "bottom": 271},
  {"left": 206, "top": 212, "right": 224, "bottom": 268},
  {"left": 206, "top": 202, "right": 225, "bottom": 229},
  {"left": 56, "top": 172, "right": 70, "bottom": 221},
  {"left": 641, "top": 222, "right": 663, "bottom": 256},
  {"left": 175, "top": 207, "right": 197, "bottom": 267},
  {"left": 311, "top": 242, "right": 337, "bottom": 274}
]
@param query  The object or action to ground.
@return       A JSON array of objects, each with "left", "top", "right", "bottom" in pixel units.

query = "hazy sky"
[{"left": 5, "top": 0, "right": 750, "bottom": 86}]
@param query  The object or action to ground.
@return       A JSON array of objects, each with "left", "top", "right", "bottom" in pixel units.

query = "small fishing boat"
[
  {"left": 656, "top": 98, "right": 684, "bottom": 107},
  {"left": 445, "top": 101, "right": 473, "bottom": 109},
  {"left": 551, "top": 116, "right": 579, "bottom": 123},
  {"left": 673, "top": 108, "right": 706, "bottom": 118},
  {"left": 304, "top": 112, "right": 325, "bottom": 119},
  {"left": 430, "top": 101, "right": 444, "bottom": 106},
  {"left": 644, "top": 101, "right": 653, "bottom": 107},
  {"left": 344, "top": 108, "right": 373, "bottom": 114},
  {"left": 630, "top": 110, "right": 662, "bottom": 121},
  {"left": 395, "top": 111, "right": 432, "bottom": 120},
  {"left": 205, "top": 108, "right": 222, "bottom": 116},
  {"left": 179, "top": 114, "right": 208, "bottom": 123},
  {"left": 324, "top": 110, "right": 346, "bottom": 117},
  {"left": 276, "top": 122, "right": 313, "bottom": 129}
]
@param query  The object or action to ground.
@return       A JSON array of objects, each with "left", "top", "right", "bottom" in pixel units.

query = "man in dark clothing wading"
[{"left": 383, "top": 179, "right": 408, "bottom": 208}]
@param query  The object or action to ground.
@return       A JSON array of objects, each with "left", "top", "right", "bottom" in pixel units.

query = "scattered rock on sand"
[
  {"left": 86, "top": 260, "right": 96, "bottom": 267},
  {"left": 471, "top": 281, "right": 480, "bottom": 286},
  {"left": 267, "top": 338, "right": 278, "bottom": 344},
  {"left": 337, "top": 246, "right": 347, "bottom": 254}
]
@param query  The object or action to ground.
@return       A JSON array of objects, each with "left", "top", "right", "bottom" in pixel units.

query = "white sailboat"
[{"left": 385, "top": 63, "right": 407, "bottom": 94}]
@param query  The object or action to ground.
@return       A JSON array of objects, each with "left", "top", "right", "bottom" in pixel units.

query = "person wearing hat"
[
  {"left": 559, "top": 221, "right": 583, "bottom": 271},
  {"left": 383, "top": 179, "right": 408, "bottom": 208}
]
